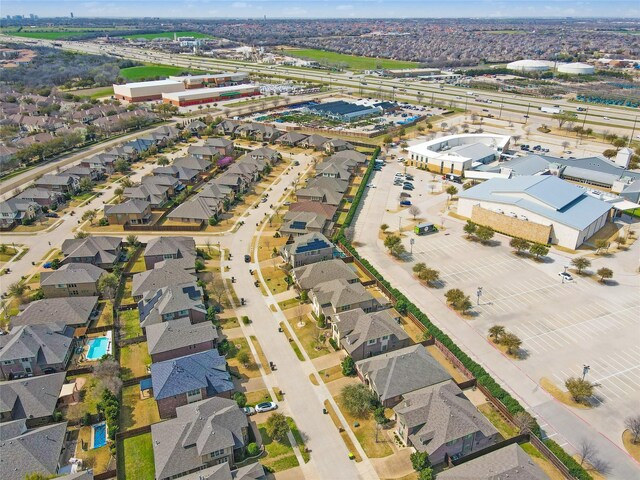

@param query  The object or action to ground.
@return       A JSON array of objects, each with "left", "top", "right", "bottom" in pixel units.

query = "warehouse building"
[
  {"left": 457, "top": 175, "right": 612, "bottom": 249},
  {"left": 113, "top": 79, "right": 185, "bottom": 102},
  {"left": 407, "top": 134, "right": 511, "bottom": 175},
  {"left": 168, "top": 72, "right": 249, "bottom": 89},
  {"left": 304, "top": 100, "right": 382, "bottom": 122},
  {"left": 383, "top": 68, "right": 441, "bottom": 78},
  {"left": 162, "top": 84, "right": 260, "bottom": 107}
]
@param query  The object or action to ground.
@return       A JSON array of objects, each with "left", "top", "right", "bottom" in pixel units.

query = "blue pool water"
[
  {"left": 92, "top": 422, "right": 107, "bottom": 449},
  {"left": 86, "top": 337, "right": 109, "bottom": 360}
]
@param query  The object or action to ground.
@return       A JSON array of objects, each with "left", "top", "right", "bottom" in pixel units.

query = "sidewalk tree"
[
  {"left": 501, "top": 332, "right": 522, "bottom": 355},
  {"left": 510, "top": 237, "right": 531, "bottom": 255},
  {"left": 446, "top": 186, "right": 458, "bottom": 203},
  {"left": 340, "top": 383, "right": 378, "bottom": 418},
  {"left": 475, "top": 225, "right": 494, "bottom": 244},
  {"left": 418, "top": 469, "right": 434, "bottom": 480},
  {"left": 82, "top": 209, "right": 97, "bottom": 225},
  {"left": 488, "top": 325, "right": 505, "bottom": 342},
  {"left": 529, "top": 243, "right": 549, "bottom": 260},
  {"left": 571, "top": 257, "right": 591, "bottom": 275},
  {"left": 265, "top": 413, "right": 290, "bottom": 442},
  {"left": 616, "top": 235, "right": 626, "bottom": 249},
  {"left": 565, "top": 377, "right": 595, "bottom": 403},
  {"left": 8, "top": 282, "right": 26, "bottom": 302},
  {"left": 596, "top": 267, "right": 613, "bottom": 283},
  {"left": 463, "top": 220, "right": 477, "bottom": 239}
]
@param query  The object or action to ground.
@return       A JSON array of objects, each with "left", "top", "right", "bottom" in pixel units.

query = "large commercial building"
[
  {"left": 113, "top": 79, "right": 184, "bottom": 102},
  {"left": 457, "top": 175, "right": 612, "bottom": 249},
  {"left": 162, "top": 84, "right": 260, "bottom": 107},
  {"left": 407, "top": 134, "right": 511, "bottom": 175},
  {"left": 305, "top": 100, "right": 382, "bottom": 122},
  {"left": 168, "top": 72, "right": 249, "bottom": 89}
]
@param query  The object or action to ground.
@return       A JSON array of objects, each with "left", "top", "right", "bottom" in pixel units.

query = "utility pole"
[
  {"left": 498, "top": 102, "right": 503, "bottom": 119},
  {"left": 630, "top": 116, "right": 638, "bottom": 147},
  {"left": 525, "top": 103, "right": 531, "bottom": 124},
  {"left": 476, "top": 286, "right": 483, "bottom": 305},
  {"left": 582, "top": 365, "right": 590, "bottom": 381},
  {"left": 581, "top": 106, "right": 589, "bottom": 130}
]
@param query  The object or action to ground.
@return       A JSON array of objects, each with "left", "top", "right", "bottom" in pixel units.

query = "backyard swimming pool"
[
  {"left": 92, "top": 422, "right": 107, "bottom": 449},
  {"left": 86, "top": 336, "right": 110, "bottom": 360}
]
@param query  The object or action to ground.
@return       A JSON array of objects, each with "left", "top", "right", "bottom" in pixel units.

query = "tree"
[
  {"left": 156, "top": 156, "right": 169, "bottom": 166},
  {"left": 561, "top": 140, "right": 571, "bottom": 151},
  {"left": 475, "top": 225, "right": 495, "bottom": 244},
  {"left": 79, "top": 176, "right": 93, "bottom": 192},
  {"left": 194, "top": 259, "right": 205, "bottom": 272},
  {"left": 265, "top": 413, "right": 290, "bottom": 442},
  {"left": 446, "top": 185, "right": 458, "bottom": 199},
  {"left": 114, "top": 158, "right": 129, "bottom": 173},
  {"left": 413, "top": 262, "right": 426, "bottom": 274},
  {"left": 233, "top": 391, "right": 247, "bottom": 408},
  {"left": 247, "top": 442, "right": 260, "bottom": 456},
  {"left": 340, "top": 384, "right": 378, "bottom": 418},
  {"left": 552, "top": 112, "right": 576, "bottom": 129},
  {"left": 463, "top": 221, "right": 477, "bottom": 239},
  {"left": 75, "top": 231, "right": 89, "bottom": 239},
  {"left": 410, "top": 451, "right": 431, "bottom": 471},
  {"left": 445, "top": 289, "right": 465, "bottom": 305},
  {"left": 571, "top": 257, "right": 591, "bottom": 275},
  {"left": 488, "top": 325, "right": 505, "bottom": 343},
  {"left": 616, "top": 235, "right": 627, "bottom": 249},
  {"left": 408, "top": 205, "right": 421, "bottom": 220},
  {"left": 8, "top": 282, "right": 26, "bottom": 300},
  {"left": 510, "top": 237, "right": 531, "bottom": 255},
  {"left": 512, "top": 134, "right": 521, "bottom": 145},
  {"left": 94, "top": 359, "right": 122, "bottom": 394},
  {"left": 613, "top": 138, "right": 626, "bottom": 150},
  {"left": 82, "top": 209, "right": 97, "bottom": 225},
  {"left": 513, "top": 411, "right": 535, "bottom": 433},
  {"left": 126, "top": 234, "right": 139, "bottom": 247},
  {"left": 565, "top": 377, "right": 595, "bottom": 403},
  {"left": 500, "top": 332, "right": 522, "bottom": 355},
  {"left": 98, "top": 273, "right": 119, "bottom": 300},
  {"left": 578, "top": 439, "right": 596, "bottom": 466},
  {"left": 209, "top": 278, "right": 226, "bottom": 307},
  {"left": 390, "top": 242, "right": 406, "bottom": 257},
  {"left": 384, "top": 235, "right": 401, "bottom": 252},
  {"left": 418, "top": 267, "right": 440, "bottom": 287},
  {"left": 380, "top": 223, "right": 389, "bottom": 233},
  {"left": 418, "top": 468, "right": 434, "bottom": 480},
  {"left": 236, "top": 350, "right": 250, "bottom": 366},
  {"left": 25, "top": 473, "right": 54, "bottom": 480},
  {"left": 341, "top": 356, "right": 356, "bottom": 376},
  {"left": 594, "top": 239, "right": 608, "bottom": 254},
  {"left": 395, "top": 299, "right": 408, "bottom": 315},
  {"left": 529, "top": 243, "right": 549, "bottom": 260},
  {"left": 596, "top": 267, "right": 613, "bottom": 283},
  {"left": 625, "top": 415, "right": 640, "bottom": 443},
  {"left": 602, "top": 148, "right": 617, "bottom": 159}
]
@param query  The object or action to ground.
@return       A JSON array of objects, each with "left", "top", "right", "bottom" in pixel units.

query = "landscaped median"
[{"left": 332, "top": 147, "right": 593, "bottom": 480}]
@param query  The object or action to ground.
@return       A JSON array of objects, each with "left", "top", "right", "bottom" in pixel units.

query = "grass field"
[
  {"left": 286, "top": 48, "right": 419, "bottom": 71},
  {"left": 118, "top": 433, "right": 155, "bottom": 480},
  {"left": 2, "top": 28, "right": 113, "bottom": 40},
  {"left": 119, "top": 65, "right": 205, "bottom": 81},
  {"left": 122, "top": 31, "right": 212, "bottom": 40}
]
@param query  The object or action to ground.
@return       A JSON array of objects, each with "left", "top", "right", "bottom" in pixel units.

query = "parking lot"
[{"left": 363, "top": 156, "right": 640, "bottom": 437}]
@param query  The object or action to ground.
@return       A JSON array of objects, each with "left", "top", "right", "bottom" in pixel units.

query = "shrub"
[
  {"left": 233, "top": 391, "right": 247, "bottom": 408},
  {"left": 341, "top": 356, "right": 356, "bottom": 376},
  {"left": 329, "top": 338, "right": 339, "bottom": 351},
  {"left": 317, "top": 313, "right": 326, "bottom": 328},
  {"left": 242, "top": 315, "right": 251, "bottom": 325},
  {"left": 246, "top": 442, "right": 260, "bottom": 456}
]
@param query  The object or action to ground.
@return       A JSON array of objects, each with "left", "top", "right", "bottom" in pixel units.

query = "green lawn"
[
  {"left": 74, "top": 86, "right": 115, "bottom": 99},
  {"left": 120, "top": 309, "right": 142, "bottom": 339},
  {"left": 4, "top": 30, "right": 107, "bottom": 40},
  {"left": 118, "top": 433, "right": 155, "bottom": 480},
  {"left": 122, "top": 31, "right": 212, "bottom": 40},
  {"left": 120, "top": 342, "right": 151, "bottom": 380},
  {"left": 120, "top": 385, "right": 160, "bottom": 431},
  {"left": 119, "top": 65, "right": 206, "bottom": 81},
  {"left": 258, "top": 424, "right": 299, "bottom": 472},
  {"left": 286, "top": 48, "right": 419, "bottom": 71}
]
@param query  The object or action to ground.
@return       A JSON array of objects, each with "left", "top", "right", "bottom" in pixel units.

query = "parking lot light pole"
[
  {"left": 476, "top": 287, "right": 483, "bottom": 306},
  {"left": 562, "top": 265, "right": 569, "bottom": 283},
  {"left": 410, "top": 238, "right": 415, "bottom": 254},
  {"left": 582, "top": 365, "right": 591, "bottom": 381}
]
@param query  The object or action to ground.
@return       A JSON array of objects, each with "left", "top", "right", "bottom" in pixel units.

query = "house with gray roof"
[
  {"left": 80, "top": 153, "right": 118, "bottom": 175},
  {"left": 0, "top": 324, "right": 76, "bottom": 380},
  {"left": 323, "top": 138, "right": 354, "bottom": 153},
  {"left": 236, "top": 123, "right": 283, "bottom": 143},
  {"left": 356, "top": 344, "right": 452, "bottom": 407},
  {"left": 141, "top": 174, "right": 180, "bottom": 197},
  {"left": 0, "top": 420, "right": 68, "bottom": 480},
  {"left": 187, "top": 145, "right": 220, "bottom": 162},
  {"left": 61, "top": 236, "right": 123, "bottom": 269},
  {"left": 437, "top": 443, "right": 549, "bottom": 479},
  {"left": 40, "top": 263, "right": 106, "bottom": 298},
  {"left": 150, "top": 350, "right": 234, "bottom": 418},
  {"left": 167, "top": 195, "right": 222, "bottom": 225},
  {"left": 332, "top": 308, "right": 410, "bottom": 361},
  {"left": 132, "top": 260, "right": 196, "bottom": 300},
  {"left": 215, "top": 119, "right": 241, "bottom": 136},
  {"left": 0, "top": 197, "right": 40, "bottom": 228},
  {"left": 143, "top": 236, "right": 196, "bottom": 270},
  {"left": 275, "top": 131, "right": 308, "bottom": 147},
  {"left": 315, "top": 161, "right": 352, "bottom": 181},
  {"left": 177, "top": 462, "right": 265, "bottom": 480},
  {"left": 300, "top": 133, "right": 329, "bottom": 150},
  {"left": 138, "top": 282, "right": 206, "bottom": 331},
  {"left": 204, "top": 137, "right": 234, "bottom": 156},
  {"left": 63, "top": 165, "right": 101, "bottom": 181},
  {"left": 15, "top": 187, "right": 64, "bottom": 208},
  {"left": 280, "top": 210, "right": 330, "bottom": 237},
  {"left": 292, "top": 259, "right": 359, "bottom": 291},
  {"left": 457, "top": 175, "right": 612, "bottom": 249},
  {"left": 153, "top": 165, "right": 200, "bottom": 185},
  {"left": 146, "top": 317, "right": 218, "bottom": 363},
  {"left": 174, "top": 155, "right": 214, "bottom": 173},
  {"left": 295, "top": 182, "right": 345, "bottom": 206},
  {"left": 58, "top": 471, "right": 94, "bottom": 480},
  {"left": 281, "top": 231, "right": 334, "bottom": 268},
  {"left": 151, "top": 396, "right": 250, "bottom": 479},
  {"left": 0, "top": 372, "right": 66, "bottom": 425},
  {"left": 34, "top": 174, "right": 79, "bottom": 194},
  {"left": 394, "top": 381, "right": 498, "bottom": 464},
  {"left": 11, "top": 297, "right": 98, "bottom": 329},
  {"left": 311, "top": 278, "right": 381, "bottom": 319},
  {"left": 123, "top": 183, "right": 170, "bottom": 208}
]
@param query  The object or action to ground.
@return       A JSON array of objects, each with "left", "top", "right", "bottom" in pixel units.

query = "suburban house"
[
  {"left": 300, "top": 134, "right": 329, "bottom": 150},
  {"left": 183, "top": 120, "right": 207, "bottom": 133},
  {"left": 0, "top": 324, "right": 76, "bottom": 380},
  {"left": 288, "top": 200, "right": 338, "bottom": 221},
  {"left": 64, "top": 165, "right": 101, "bottom": 181},
  {"left": 104, "top": 199, "right": 152, "bottom": 225},
  {"left": 132, "top": 259, "right": 196, "bottom": 300},
  {"left": 331, "top": 308, "right": 411, "bottom": 361},
  {"left": 80, "top": 153, "right": 118, "bottom": 175},
  {"left": 153, "top": 165, "right": 200, "bottom": 185},
  {"left": 393, "top": 381, "right": 499, "bottom": 465},
  {"left": 146, "top": 317, "right": 219, "bottom": 363},
  {"left": 323, "top": 138, "right": 354, "bottom": 153},
  {"left": 167, "top": 195, "right": 222, "bottom": 225},
  {"left": 171, "top": 463, "right": 265, "bottom": 480},
  {"left": 295, "top": 179, "right": 345, "bottom": 206},
  {"left": 187, "top": 145, "right": 221, "bottom": 162},
  {"left": 0, "top": 372, "right": 66, "bottom": 425},
  {"left": 281, "top": 232, "right": 334, "bottom": 268},
  {"left": 138, "top": 282, "right": 207, "bottom": 330},
  {"left": 61, "top": 236, "right": 123, "bottom": 269},
  {"left": 437, "top": 443, "right": 548, "bottom": 479},
  {"left": 151, "top": 396, "right": 250, "bottom": 479},
  {"left": 215, "top": 119, "right": 241, "bottom": 136},
  {"left": 315, "top": 161, "right": 352, "bottom": 181},
  {"left": 143, "top": 236, "right": 196, "bottom": 270},
  {"left": 11, "top": 297, "right": 98, "bottom": 328},
  {"left": 34, "top": 174, "right": 79, "bottom": 194},
  {"left": 15, "top": 187, "right": 64, "bottom": 207},
  {"left": 40, "top": 263, "right": 106, "bottom": 298},
  {"left": 0, "top": 420, "right": 68, "bottom": 480},
  {"left": 0, "top": 198, "right": 40, "bottom": 228},
  {"left": 280, "top": 210, "right": 330, "bottom": 237},
  {"left": 173, "top": 155, "right": 214, "bottom": 174},
  {"left": 150, "top": 350, "right": 234, "bottom": 418},
  {"left": 204, "top": 137, "right": 234, "bottom": 156},
  {"left": 123, "top": 183, "right": 170, "bottom": 208},
  {"left": 275, "top": 132, "right": 308, "bottom": 147},
  {"left": 292, "top": 259, "right": 359, "bottom": 291},
  {"left": 141, "top": 174, "right": 180, "bottom": 197},
  {"left": 356, "top": 345, "right": 452, "bottom": 407},
  {"left": 310, "top": 278, "right": 380, "bottom": 319},
  {"left": 248, "top": 146, "right": 280, "bottom": 165},
  {"left": 236, "top": 123, "right": 282, "bottom": 143}
]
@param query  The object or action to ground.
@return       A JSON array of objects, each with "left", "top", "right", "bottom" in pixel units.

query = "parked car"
[
  {"left": 559, "top": 272, "right": 573, "bottom": 282},
  {"left": 402, "top": 185, "right": 414, "bottom": 191},
  {"left": 405, "top": 175, "right": 414, "bottom": 181},
  {"left": 244, "top": 254, "right": 251, "bottom": 263},
  {"left": 400, "top": 200, "right": 412, "bottom": 206},
  {"left": 255, "top": 402, "right": 278, "bottom": 413},
  {"left": 45, "top": 212, "right": 59, "bottom": 218},
  {"left": 243, "top": 406, "right": 256, "bottom": 416}
]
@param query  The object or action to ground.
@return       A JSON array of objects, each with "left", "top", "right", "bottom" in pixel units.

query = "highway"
[{"left": 9, "top": 36, "right": 640, "bottom": 136}]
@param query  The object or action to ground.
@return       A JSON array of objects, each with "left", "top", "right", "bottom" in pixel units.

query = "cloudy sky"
[{"left": 4, "top": 0, "right": 639, "bottom": 19}]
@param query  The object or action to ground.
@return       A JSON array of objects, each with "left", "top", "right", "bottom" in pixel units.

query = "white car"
[
  {"left": 255, "top": 402, "right": 278, "bottom": 413},
  {"left": 366, "top": 183, "right": 376, "bottom": 188},
  {"left": 558, "top": 272, "right": 573, "bottom": 282},
  {"left": 243, "top": 406, "right": 256, "bottom": 416}
]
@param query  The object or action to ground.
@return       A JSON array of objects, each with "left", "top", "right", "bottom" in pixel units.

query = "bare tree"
[
  {"left": 94, "top": 359, "right": 122, "bottom": 395},
  {"left": 513, "top": 411, "right": 535, "bottom": 433},
  {"left": 561, "top": 140, "right": 570, "bottom": 151},
  {"left": 625, "top": 415, "right": 640, "bottom": 444},
  {"left": 578, "top": 439, "right": 596, "bottom": 466},
  {"left": 408, "top": 205, "right": 421, "bottom": 220},
  {"left": 209, "top": 277, "right": 227, "bottom": 307}
]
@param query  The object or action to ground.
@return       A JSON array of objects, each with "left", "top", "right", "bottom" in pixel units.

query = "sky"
[{"left": 3, "top": 0, "right": 639, "bottom": 19}]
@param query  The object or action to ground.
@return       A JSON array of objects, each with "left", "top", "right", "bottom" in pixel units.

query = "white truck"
[{"left": 540, "top": 106, "right": 562, "bottom": 114}]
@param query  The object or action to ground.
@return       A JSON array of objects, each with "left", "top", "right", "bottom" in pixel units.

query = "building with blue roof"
[
  {"left": 150, "top": 349, "right": 234, "bottom": 418},
  {"left": 457, "top": 175, "right": 612, "bottom": 249},
  {"left": 281, "top": 232, "right": 334, "bottom": 267},
  {"left": 305, "top": 100, "right": 382, "bottom": 122}
]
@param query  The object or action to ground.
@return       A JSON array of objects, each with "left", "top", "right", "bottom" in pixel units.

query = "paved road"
[{"left": 354, "top": 162, "right": 640, "bottom": 479}]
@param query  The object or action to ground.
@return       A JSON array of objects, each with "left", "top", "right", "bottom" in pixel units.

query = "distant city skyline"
[{"left": 3, "top": 0, "right": 640, "bottom": 19}]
